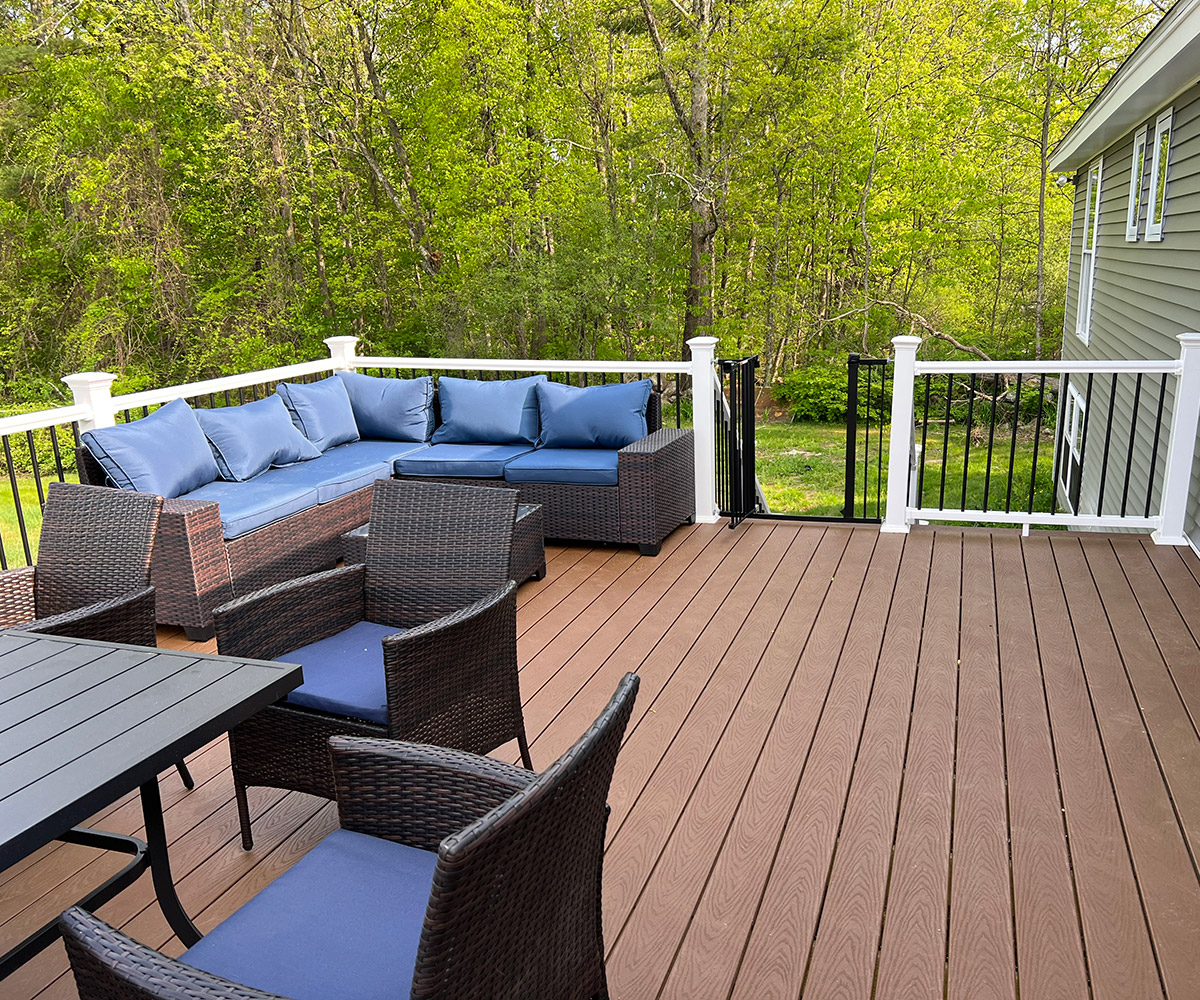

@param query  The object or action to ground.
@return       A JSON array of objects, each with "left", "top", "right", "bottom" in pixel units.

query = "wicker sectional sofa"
[{"left": 76, "top": 372, "right": 694, "bottom": 638}]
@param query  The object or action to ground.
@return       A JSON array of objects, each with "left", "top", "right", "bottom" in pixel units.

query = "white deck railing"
[{"left": 883, "top": 333, "right": 1200, "bottom": 543}]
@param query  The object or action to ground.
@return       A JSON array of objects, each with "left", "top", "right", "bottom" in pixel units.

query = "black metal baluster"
[
  {"left": 961, "top": 373, "right": 977, "bottom": 511},
  {"left": 1120, "top": 374, "right": 1142, "bottom": 517},
  {"left": 1004, "top": 375, "right": 1022, "bottom": 513},
  {"left": 844, "top": 355, "right": 860, "bottom": 520},
  {"left": 983, "top": 375, "right": 999, "bottom": 511},
  {"left": 1029, "top": 374, "right": 1047, "bottom": 513},
  {"left": 1096, "top": 373, "right": 1117, "bottom": 516},
  {"left": 1146, "top": 373, "right": 1169, "bottom": 517},
  {"left": 4, "top": 436, "right": 32, "bottom": 565},
  {"left": 25, "top": 431, "right": 45, "bottom": 509},
  {"left": 237, "top": 387, "right": 246, "bottom": 404},
  {"left": 49, "top": 426, "right": 66, "bottom": 482},
  {"left": 862, "top": 364, "right": 873, "bottom": 518},
  {"left": 917, "top": 373, "right": 931, "bottom": 507}
]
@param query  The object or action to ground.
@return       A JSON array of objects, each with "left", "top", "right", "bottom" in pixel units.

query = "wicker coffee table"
[{"left": 341, "top": 502, "right": 546, "bottom": 584}]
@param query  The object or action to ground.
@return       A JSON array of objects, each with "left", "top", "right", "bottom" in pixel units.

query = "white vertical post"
[
  {"left": 882, "top": 336, "right": 922, "bottom": 533},
  {"left": 61, "top": 372, "right": 118, "bottom": 431},
  {"left": 1153, "top": 332, "right": 1200, "bottom": 545},
  {"left": 324, "top": 335, "right": 359, "bottom": 371},
  {"left": 687, "top": 336, "right": 721, "bottom": 524}
]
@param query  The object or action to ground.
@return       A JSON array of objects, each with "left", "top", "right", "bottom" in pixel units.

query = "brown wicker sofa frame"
[{"left": 74, "top": 390, "right": 693, "bottom": 640}]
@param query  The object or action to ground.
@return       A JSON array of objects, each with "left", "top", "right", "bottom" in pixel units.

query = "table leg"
[{"left": 140, "top": 778, "right": 202, "bottom": 946}]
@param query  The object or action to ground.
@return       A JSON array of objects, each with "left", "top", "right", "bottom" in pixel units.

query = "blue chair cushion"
[
  {"left": 503, "top": 448, "right": 619, "bottom": 486},
  {"left": 195, "top": 396, "right": 321, "bottom": 481},
  {"left": 258, "top": 441, "right": 425, "bottom": 504},
  {"left": 281, "top": 620, "right": 400, "bottom": 723},
  {"left": 81, "top": 399, "right": 220, "bottom": 499},
  {"left": 182, "top": 477, "right": 318, "bottom": 540},
  {"left": 431, "top": 375, "right": 546, "bottom": 445},
  {"left": 181, "top": 828, "right": 433, "bottom": 1000},
  {"left": 535, "top": 379, "right": 651, "bottom": 449},
  {"left": 276, "top": 376, "right": 360, "bottom": 451},
  {"left": 393, "top": 442, "right": 534, "bottom": 478},
  {"left": 337, "top": 371, "right": 434, "bottom": 442}
]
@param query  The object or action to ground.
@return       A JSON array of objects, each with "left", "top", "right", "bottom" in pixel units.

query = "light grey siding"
[{"left": 1059, "top": 81, "right": 1200, "bottom": 545}]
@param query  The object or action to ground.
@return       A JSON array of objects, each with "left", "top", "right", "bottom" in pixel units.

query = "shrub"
[{"left": 776, "top": 362, "right": 892, "bottom": 424}]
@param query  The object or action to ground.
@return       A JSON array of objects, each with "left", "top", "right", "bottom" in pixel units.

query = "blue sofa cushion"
[
  {"left": 536, "top": 379, "right": 652, "bottom": 449},
  {"left": 195, "top": 396, "right": 321, "bottom": 481},
  {"left": 431, "top": 375, "right": 546, "bottom": 445},
  {"left": 182, "top": 828, "right": 433, "bottom": 1000},
  {"left": 256, "top": 441, "right": 422, "bottom": 504},
  {"left": 504, "top": 448, "right": 619, "bottom": 486},
  {"left": 82, "top": 399, "right": 219, "bottom": 499},
  {"left": 182, "top": 477, "right": 319, "bottom": 540},
  {"left": 337, "top": 371, "right": 434, "bottom": 442},
  {"left": 276, "top": 376, "right": 360, "bottom": 452},
  {"left": 394, "top": 442, "right": 534, "bottom": 479},
  {"left": 280, "top": 620, "right": 400, "bottom": 723}
]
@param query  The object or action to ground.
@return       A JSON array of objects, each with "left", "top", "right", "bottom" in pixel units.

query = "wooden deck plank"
[
  {"left": 729, "top": 532, "right": 903, "bottom": 1000},
  {"left": 1023, "top": 533, "right": 1163, "bottom": 1000},
  {"left": 992, "top": 533, "right": 1089, "bottom": 1000},
  {"left": 799, "top": 530, "right": 933, "bottom": 998},
  {"left": 874, "top": 529, "right": 961, "bottom": 1000},
  {"left": 1050, "top": 534, "right": 1200, "bottom": 1000}
]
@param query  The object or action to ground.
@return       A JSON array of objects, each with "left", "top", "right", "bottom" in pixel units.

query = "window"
[
  {"left": 1126, "top": 127, "right": 1147, "bottom": 241},
  {"left": 1060, "top": 383, "right": 1086, "bottom": 513},
  {"left": 1146, "top": 108, "right": 1173, "bottom": 241},
  {"left": 1075, "top": 158, "right": 1102, "bottom": 344}
]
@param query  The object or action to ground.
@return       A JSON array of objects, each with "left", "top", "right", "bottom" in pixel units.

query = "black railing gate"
[{"left": 715, "top": 357, "right": 761, "bottom": 527}]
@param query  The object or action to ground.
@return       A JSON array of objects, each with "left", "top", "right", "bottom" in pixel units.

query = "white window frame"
[
  {"left": 1075, "top": 157, "right": 1102, "bottom": 345},
  {"left": 1146, "top": 108, "right": 1173, "bottom": 241},
  {"left": 1126, "top": 127, "right": 1147, "bottom": 241}
]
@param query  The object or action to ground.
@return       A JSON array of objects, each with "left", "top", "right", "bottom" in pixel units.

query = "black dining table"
[{"left": 0, "top": 629, "right": 302, "bottom": 978}]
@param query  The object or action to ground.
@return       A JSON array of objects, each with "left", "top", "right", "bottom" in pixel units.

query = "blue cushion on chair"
[
  {"left": 337, "top": 371, "right": 434, "bottom": 442},
  {"left": 536, "top": 379, "right": 652, "bottom": 448},
  {"left": 276, "top": 376, "right": 360, "bottom": 451},
  {"left": 182, "top": 477, "right": 318, "bottom": 539},
  {"left": 81, "top": 399, "right": 220, "bottom": 499},
  {"left": 393, "top": 442, "right": 534, "bottom": 478},
  {"left": 181, "top": 828, "right": 433, "bottom": 1000},
  {"left": 432, "top": 375, "right": 546, "bottom": 445},
  {"left": 195, "top": 396, "right": 321, "bottom": 481},
  {"left": 504, "top": 448, "right": 619, "bottom": 486},
  {"left": 281, "top": 620, "right": 401, "bottom": 723}
]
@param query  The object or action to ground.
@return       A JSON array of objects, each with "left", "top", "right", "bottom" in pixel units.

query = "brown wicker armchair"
[
  {"left": 60, "top": 673, "right": 639, "bottom": 1000},
  {"left": 213, "top": 479, "right": 532, "bottom": 850}
]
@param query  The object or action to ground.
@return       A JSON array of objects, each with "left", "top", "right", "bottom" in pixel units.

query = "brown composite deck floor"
[{"left": 4, "top": 521, "right": 1200, "bottom": 999}]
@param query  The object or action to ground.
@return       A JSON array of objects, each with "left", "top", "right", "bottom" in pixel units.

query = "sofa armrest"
[
  {"left": 617, "top": 428, "right": 696, "bottom": 549},
  {"left": 330, "top": 735, "right": 536, "bottom": 851},
  {"left": 0, "top": 566, "right": 36, "bottom": 628},
  {"left": 23, "top": 586, "right": 158, "bottom": 647},
  {"left": 152, "top": 497, "right": 233, "bottom": 634},
  {"left": 214, "top": 563, "right": 367, "bottom": 661}
]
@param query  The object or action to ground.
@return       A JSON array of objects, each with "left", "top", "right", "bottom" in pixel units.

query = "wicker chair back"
[
  {"left": 34, "top": 482, "right": 162, "bottom": 619},
  {"left": 364, "top": 479, "right": 518, "bottom": 626}
]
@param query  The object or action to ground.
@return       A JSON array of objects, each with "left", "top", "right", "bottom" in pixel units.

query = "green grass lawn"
[{"left": 0, "top": 475, "right": 48, "bottom": 566}]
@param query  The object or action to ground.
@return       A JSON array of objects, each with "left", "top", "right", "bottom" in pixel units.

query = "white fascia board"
[{"left": 1049, "top": 0, "right": 1200, "bottom": 173}]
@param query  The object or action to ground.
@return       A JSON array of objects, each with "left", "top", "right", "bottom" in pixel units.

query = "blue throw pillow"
[
  {"left": 276, "top": 376, "right": 360, "bottom": 452},
  {"left": 195, "top": 395, "right": 322, "bottom": 481},
  {"left": 336, "top": 371, "right": 434, "bottom": 442},
  {"left": 81, "top": 398, "right": 220, "bottom": 498},
  {"left": 536, "top": 379, "right": 652, "bottom": 449},
  {"left": 432, "top": 375, "right": 546, "bottom": 445}
]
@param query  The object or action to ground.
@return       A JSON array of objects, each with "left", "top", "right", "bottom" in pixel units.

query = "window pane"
[
  {"left": 1154, "top": 127, "right": 1170, "bottom": 221},
  {"left": 1086, "top": 165, "right": 1101, "bottom": 249}
]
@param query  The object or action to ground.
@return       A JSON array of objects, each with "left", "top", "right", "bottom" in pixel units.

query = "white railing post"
[
  {"left": 882, "top": 335, "right": 922, "bottom": 533},
  {"left": 1152, "top": 332, "right": 1200, "bottom": 545},
  {"left": 324, "top": 336, "right": 359, "bottom": 371},
  {"left": 687, "top": 336, "right": 721, "bottom": 524},
  {"left": 61, "top": 372, "right": 118, "bottom": 431}
]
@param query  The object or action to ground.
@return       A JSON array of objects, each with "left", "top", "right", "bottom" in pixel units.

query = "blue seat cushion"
[
  {"left": 281, "top": 620, "right": 400, "bottom": 723},
  {"left": 82, "top": 399, "right": 219, "bottom": 499},
  {"left": 535, "top": 379, "right": 652, "bottom": 449},
  {"left": 183, "top": 477, "right": 319, "bottom": 540},
  {"left": 259, "top": 441, "right": 425, "bottom": 504},
  {"left": 182, "top": 828, "right": 433, "bottom": 1000},
  {"left": 503, "top": 448, "right": 619, "bottom": 486},
  {"left": 276, "top": 376, "right": 361, "bottom": 452},
  {"left": 431, "top": 375, "right": 546, "bottom": 445},
  {"left": 337, "top": 371, "right": 434, "bottom": 442},
  {"left": 393, "top": 442, "right": 534, "bottom": 478},
  {"left": 195, "top": 395, "right": 321, "bottom": 481}
]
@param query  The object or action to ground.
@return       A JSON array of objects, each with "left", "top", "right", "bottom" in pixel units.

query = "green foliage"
[{"left": 776, "top": 365, "right": 855, "bottom": 423}]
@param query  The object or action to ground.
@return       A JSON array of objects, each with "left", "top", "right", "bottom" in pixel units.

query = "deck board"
[{"left": 4, "top": 522, "right": 1200, "bottom": 1000}]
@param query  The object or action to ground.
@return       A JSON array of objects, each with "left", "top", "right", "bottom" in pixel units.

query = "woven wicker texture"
[
  {"left": 59, "top": 673, "right": 638, "bottom": 1000},
  {"left": 214, "top": 480, "right": 530, "bottom": 849},
  {"left": 0, "top": 482, "right": 162, "bottom": 645}
]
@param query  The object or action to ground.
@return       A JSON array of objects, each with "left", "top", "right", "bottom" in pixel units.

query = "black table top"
[{"left": 0, "top": 630, "right": 301, "bottom": 868}]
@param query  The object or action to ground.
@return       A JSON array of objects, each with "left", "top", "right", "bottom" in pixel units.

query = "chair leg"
[
  {"left": 638, "top": 542, "right": 661, "bottom": 556},
  {"left": 516, "top": 728, "right": 534, "bottom": 770},
  {"left": 234, "top": 778, "right": 254, "bottom": 851},
  {"left": 174, "top": 761, "right": 194, "bottom": 790}
]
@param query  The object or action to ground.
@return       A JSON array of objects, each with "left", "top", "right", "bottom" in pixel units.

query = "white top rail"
[
  {"left": 914, "top": 359, "right": 1181, "bottom": 375},
  {"left": 114, "top": 360, "right": 336, "bottom": 411},
  {"left": 354, "top": 356, "right": 691, "bottom": 375},
  {"left": 0, "top": 404, "right": 92, "bottom": 437}
]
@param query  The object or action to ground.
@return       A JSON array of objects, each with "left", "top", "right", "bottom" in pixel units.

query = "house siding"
[{"left": 1060, "top": 80, "right": 1200, "bottom": 546}]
